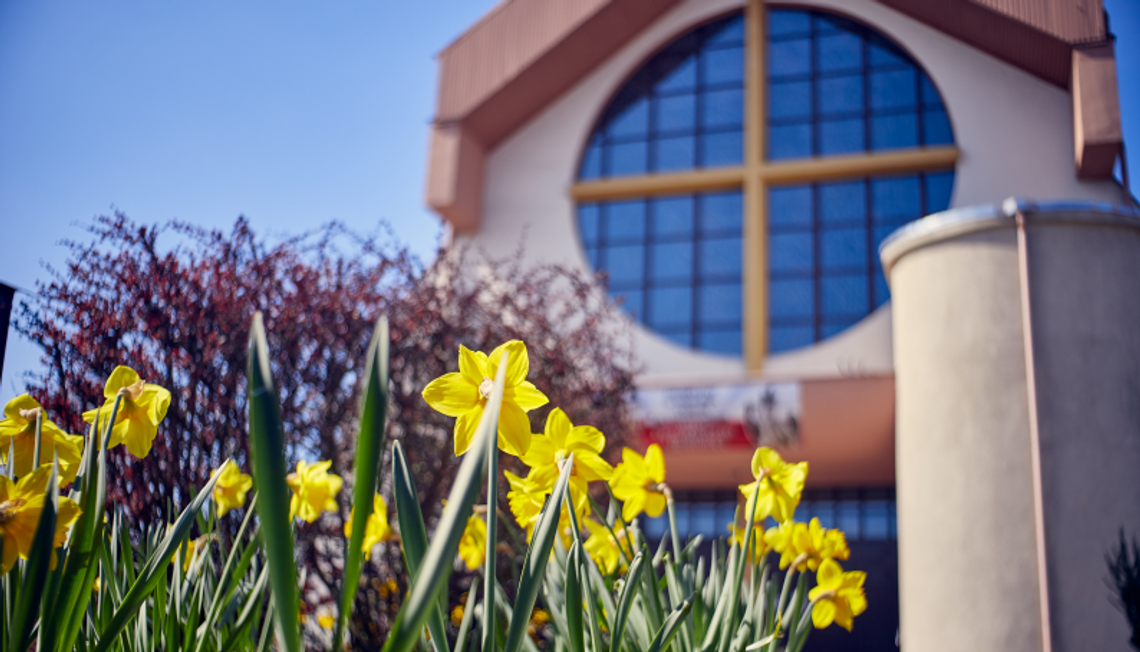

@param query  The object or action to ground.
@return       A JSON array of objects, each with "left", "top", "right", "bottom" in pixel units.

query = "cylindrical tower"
[{"left": 881, "top": 199, "right": 1140, "bottom": 652}]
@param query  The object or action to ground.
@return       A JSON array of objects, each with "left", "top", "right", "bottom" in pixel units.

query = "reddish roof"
[
  {"left": 435, "top": 0, "right": 680, "bottom": 147},
  {"left": 881, "top": 0, "right": 1106, "bottom": 88},
  {"left": 427, "top": 0, "right": 1119, "bottom": 231}
]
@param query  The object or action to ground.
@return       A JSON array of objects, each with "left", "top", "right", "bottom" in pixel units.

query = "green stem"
[
  {"left": 588, "top": 494, "right": 633, "bottom": 567},
  {"left": 32, "top": 412, "right": 43, "bottom": 470},
  {"left": 482, "top": 441, "right": 498, "bottom": 652},
  {"left": 784, "top": 572, "right": 808, "bottom": 649},
  {"left": 664, "top": 489, "right": 683, "bottom": 566},
  {"left": 765, "top": 557, "right": 802, "bottom": 652}
]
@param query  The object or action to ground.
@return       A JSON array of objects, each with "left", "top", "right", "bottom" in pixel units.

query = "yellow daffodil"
[
  {"left": 505, "top": 470, "right": 546, "bottom": 537},
  {"left": 583, "top": 518, "right": 630, "bottom": 575},
  {"left": 738, "top": 447, "right": 806, "bottom": 524},
  {"left": 791, "top": 518, "right": 850, "bottom": 572},
  {"left": 0, "top": 395, "right": 84, "bottom": 486},
  {"left": 521, "top": 408, "right": 614, "bottom": 492},
  {"left": 211, "top": 460, "right": 253, "bottom": 518},
  {"left": 808, "top": 559, "right": 867, "bottom": 630},
  {"left": 765, "top": 518, "right": 850, "bottom": 571},
  {"left": 458, "top": 515, "right": 487, "bottom": 570},
  {"left": 178, "top": 534, "right": 212, "bottom": 573},
  {"left": 0, "top": 463, "right": 82, "bottom": 574},
  {"left": 728, "top": 522, "right": 769, "bottom": 564},
  {"left": 505, "top": 469, "right": 587, "bottom": 546},
  {"left": 764, "top": 521, "right": 799, "bottom": 569},
  {"left": 422, "top": 341, "right": 549, "bottom": 457},
  {"left": 286, "top": 460, "right": 342, "bottom": 523},
  {"left": 609, "top": 444, "right": 667, "bottom": 523},
  {"left": 344, "top": 493, "right": 393, "bottom": 560},
  {"left": 81, "top": 366, "right": 171, "bottom": 459},
  {"left": 317, "top": 611, "right": 335, "bottom": 630}
]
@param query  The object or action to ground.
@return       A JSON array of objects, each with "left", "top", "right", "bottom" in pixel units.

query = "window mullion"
[{"left": 743, "top": 0, "right": 767, "bottom": 369}]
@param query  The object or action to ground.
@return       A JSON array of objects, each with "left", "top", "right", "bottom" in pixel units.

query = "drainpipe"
[{"left": 1006, "top": 198, "right": 1052, "bottom": 652}]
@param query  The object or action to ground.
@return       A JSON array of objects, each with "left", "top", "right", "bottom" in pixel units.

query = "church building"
[{"left": 425, "top": 1, "right": 1136, "bottom": 650}]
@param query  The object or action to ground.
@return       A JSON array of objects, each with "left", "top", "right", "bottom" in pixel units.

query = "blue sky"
[
  {"left": 0, "top": 0, "right": 498, "bottom": 402},
  {"left": 0, "top": 1, "right": 1137, "bottom": 406}
]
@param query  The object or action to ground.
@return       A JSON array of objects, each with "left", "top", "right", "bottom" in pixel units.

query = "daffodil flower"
[
  {"left": 505, "top": 470, "right": 545, "bottom": 538},
  {"left": 609, "top": 444, "right": 667, "bottom": 523},
  {"left": 82, "top": 366, "right": 171, "bottom": 459},
  {"left": 520, "top": 408, "right": 614, "bottom": 492},
  {"left": 286, "top": 460, "right": 342, "bottom": 523},
  {"left": 738, "top": 447, "right": 806, "bottom": 523},
  {"left": 177, "top": 534, "right": 212, "bottom": 573},
  {"left": 0, "top": 463, "right": 82, "bottom": 574},
  {"left": 457, "top": 515, "right": 487, "bottom": 569},
  {"left": 792, "top": 517, "right": 850, "bottom": 571},
  {"left": 728, "top": 522, "right": 769, "bottom": 564},
  {"left": 211, "top": 460, "right": 253, "bottom": 518},
  {"left": 764, "top": 518, "right": 849, "bottom": 571},
  {"left": 808, "top": 558, "right": 867, "bottom": 630},
  {"left": 0, "top": 395, "right": 84, "bottom": 486},
  {"left": 764, "top": 521, "right": 799, "bottom": 569},
  {"left": 583, "top": 518, "right": 630, "bottom": 575},
  {"left": 422, "top": 341, "right": 549, "bottom": 457},
  {"left": 505, "top": 469, "right": 587, "bottom": 545},
  {"left": 344, "top": 493, "right": 393, "bottom": 560}
]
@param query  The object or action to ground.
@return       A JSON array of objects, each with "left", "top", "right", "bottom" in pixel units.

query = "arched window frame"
[{"left": 572, "top": 1, "right": 959, "bottom": 369}]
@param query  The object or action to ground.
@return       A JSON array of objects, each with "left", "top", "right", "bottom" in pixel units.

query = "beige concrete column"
[{"left": 881, "top": 200, "right": 1140, "bottom": 652}]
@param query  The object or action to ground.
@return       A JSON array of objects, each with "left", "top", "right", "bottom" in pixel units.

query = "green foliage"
[
  {"left": 4, "top": 311, "right": 863, "bottom": 652},
  {"left": 0, "top": 429, "right": 266, "bottom": 652}
]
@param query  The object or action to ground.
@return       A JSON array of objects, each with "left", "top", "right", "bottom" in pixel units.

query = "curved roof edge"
[{"left": 427, "top": 0, "right": 1120, "bottom": 232}]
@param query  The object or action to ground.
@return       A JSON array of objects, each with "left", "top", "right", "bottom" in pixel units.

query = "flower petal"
[
  {"left": 4, "top": 394, "right": 40, "bottom": 421},
  {"left": 811, "top": 598, "right": 837, "bottom": 629},
  {"left": 833, "top": 601, "right": 854, "bottom": 630},
  {"left": 488, "top": 340, "right": 528, "bottom": 387},
  {"left": 0, "top": 538, "right": 16, "bottom": 575},
  {"left": 496, "top": 400, "right": 532, "bottom": 457},
  {"left": 458, "top": 345, "right": 489, "bottom": 385},
  {"left": 519, "top": 434, "right": 555, "bottom": 470},
  {"left": 573, "top": 451, "right": 614, "bottom": 482},
  {"left": 142, "top": 385, "right": 171, "bottom": 424},
  {"left": 81, "top": 404, "right": 105, "bottom": 425},
  {"left": 847, "top": 589, "right": 868, "bottom": 617},
  {"left": 621, "top": 490, "right": 646, "bottom": 523},
  {"left": 422, "top": 373, "right": 479, "bottom": 417},
  {"left": 622, "top": 447, "right": 646, "bottom": 467},
  {"left": 816, "top": 558, "right": 842, "bottom": 588},
  {"left": 104, "top": 366, "right": 141, "bottom": 399},
  {"left": 544, "top": 408, "right": 571, "bottom": 448},
  {"left": 121, "top": 416, "right": 157, "bottom": 459},
  {"left": 645, "top": 444, "right": 666, "bottom": 483},
  {"left": 527, "top": 465, "right": 560, "bottom": 493},
  {"left": 16, "top": 464, "right": 53, "bottom": 495},
  {"left": 506, "top": 381, "right": 549, "bottom": 412},
  {"left": 643, "top": 491, "right": 667, "bottom": 518},
  {"left": 454, "top": 404, "right": 484, "bottom": 456},
  {"left": 567, "top": 425, "right": 605, "bottom": 455}
]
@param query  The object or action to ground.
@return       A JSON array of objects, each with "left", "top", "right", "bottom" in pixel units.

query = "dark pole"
[{"left": 0, "top": 283, "right": 15, "bottom": 387}]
